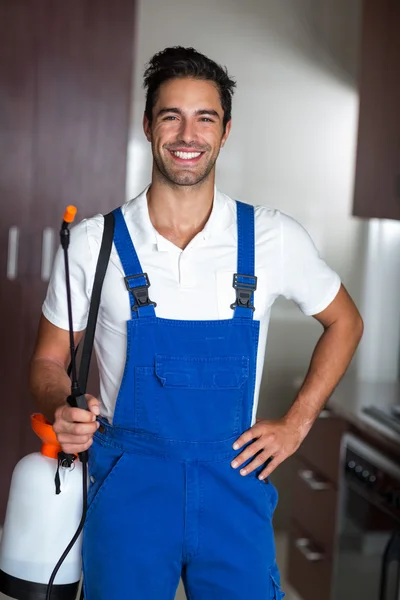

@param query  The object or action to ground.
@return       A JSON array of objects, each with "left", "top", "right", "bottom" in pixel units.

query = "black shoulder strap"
[{"left": 78, "top": 211, "right": 115, "bottom": 393}]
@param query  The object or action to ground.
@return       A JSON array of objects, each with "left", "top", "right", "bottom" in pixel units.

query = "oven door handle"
[
  {"left": 298, "top": 468, "right": 331, "bottom": 491},
  {"left": 379, "top": 531, "right": 400, "bottom": 600},
  {"left": 295, "top": 538, "right": 325, "bottom": 562}
]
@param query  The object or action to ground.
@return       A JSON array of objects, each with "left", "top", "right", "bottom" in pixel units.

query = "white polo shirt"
[{"left": 43, "top": 186, "right": 341, "bottom": 425}]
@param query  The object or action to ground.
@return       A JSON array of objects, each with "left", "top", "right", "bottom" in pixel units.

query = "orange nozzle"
[
  {"left": 31, "top": 414, "right": 62, "bottom": 459},
  {"left": 63, "top": 205, "right": 77, "bottom": 224}
]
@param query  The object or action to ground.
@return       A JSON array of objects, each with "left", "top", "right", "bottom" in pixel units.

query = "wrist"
[{"left": 283, "top": 402, "right": 316, "bottom": 441}]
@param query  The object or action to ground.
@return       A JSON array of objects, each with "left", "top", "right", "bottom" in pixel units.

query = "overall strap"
[
  {"left": 78, "top": 211, "right": 115, "bottom": 393},
  {"left": 231, "top": 201, "right": 257, "bottom": 319},
  {"left": 112, "top": 207, "right": 156, "bottom": 319}
]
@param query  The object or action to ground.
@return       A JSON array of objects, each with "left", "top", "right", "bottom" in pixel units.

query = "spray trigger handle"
[
  {"left": 67, "top": 393, "right": 88, "bottom": 411},
  {"left": 66, "top": 394, "right": 90, "bottom": 464}
]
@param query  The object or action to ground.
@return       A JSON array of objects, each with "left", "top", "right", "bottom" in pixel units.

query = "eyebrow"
[{"left": 157, "top": 107, "right": 221, "bottom": 120}]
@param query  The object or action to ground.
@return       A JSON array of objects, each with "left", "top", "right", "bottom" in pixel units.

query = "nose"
[{"left": 178, "top": 117, "right": 197, "bottom": 145}]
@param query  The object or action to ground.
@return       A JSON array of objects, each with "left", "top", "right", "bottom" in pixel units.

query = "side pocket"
[
  {"left": 269, "top": 561, "right": 286, "bottom": 599},
  {"left": 86, "top": 439, "right": 127, "bottom": 522},
  {"left": 256, "top": 476, "right": 279, "bottom": 514}
]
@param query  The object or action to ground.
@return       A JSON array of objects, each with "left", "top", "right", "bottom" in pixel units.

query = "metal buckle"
[
  {"left": 124, "top": 273, "right": 157, "bottom": 311},
  {"left": 230, "top": 273, "right": 257, "bottom": 311}
]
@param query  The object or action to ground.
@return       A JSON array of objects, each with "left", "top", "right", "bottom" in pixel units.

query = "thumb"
[{"left": 86, "top": 395, "right": 101, "bottom": 417}]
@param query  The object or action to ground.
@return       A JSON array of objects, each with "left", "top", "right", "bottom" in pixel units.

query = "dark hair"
[{"left": 143, "top": 46, "right": 236, "bottom": 130}]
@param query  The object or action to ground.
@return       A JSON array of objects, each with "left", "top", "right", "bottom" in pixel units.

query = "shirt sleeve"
[
  {"left": 279, "top": 213, "right": 341, "bottom": 315},
  {"left": 42, "top": 217, "right": 102, "bottom": 331}
]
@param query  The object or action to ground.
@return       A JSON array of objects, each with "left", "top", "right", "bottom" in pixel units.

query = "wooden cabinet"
[
  {"left": 0, "top": 0, "right": 136, "bottom": 520},
  {"left": 287, "top": 410, "right": 348, "bottom": 600},
  {"left": 288, "top": 523, "right": 332, "bottom": 600},
  {"left": 0, "top": 0, "right": 37, "bottom": 523},
  {"left": 353, "top": 0, "right": 400, "bottom": 220}
]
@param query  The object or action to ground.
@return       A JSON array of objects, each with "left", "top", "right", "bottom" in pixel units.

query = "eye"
[
  {"left": 163, "top": 116, "right": 178, "bottom": 121},
  {"left": 200, "top": 117, "right": 214, "bottom": 123}
]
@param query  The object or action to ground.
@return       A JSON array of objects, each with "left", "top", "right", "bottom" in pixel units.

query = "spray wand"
[
  {"left": 46, "top": 206, "right": 88, "bottom": 600},
  {"left": 61, "top": 207, "right": 89, "bottom": 453}
]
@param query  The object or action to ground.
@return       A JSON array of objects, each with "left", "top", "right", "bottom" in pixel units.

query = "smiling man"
[{"left": 30, "top": 47, "right": 363, "bottom": 600}]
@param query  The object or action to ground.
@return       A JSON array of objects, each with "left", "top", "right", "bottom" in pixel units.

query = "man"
[{"left": 30, "top": 46, "right": 363, "bottom": 599}]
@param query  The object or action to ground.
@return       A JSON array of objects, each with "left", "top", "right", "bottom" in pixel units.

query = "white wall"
[{"left": 126, "top": 0, "right": 364, "bottom": 530}]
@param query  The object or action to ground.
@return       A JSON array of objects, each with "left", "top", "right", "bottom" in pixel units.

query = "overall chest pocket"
[{"left": 134, "top": 354, "right": 249, "bottom": 442}]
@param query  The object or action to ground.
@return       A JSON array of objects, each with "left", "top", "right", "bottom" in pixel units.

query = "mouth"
[{"left": 168, "top": 149, "right": 205, "bottom": 165}]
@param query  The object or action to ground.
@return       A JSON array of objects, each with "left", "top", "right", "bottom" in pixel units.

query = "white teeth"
[{"left": 172, "top": 151, "right": 201, "bottom": 160}]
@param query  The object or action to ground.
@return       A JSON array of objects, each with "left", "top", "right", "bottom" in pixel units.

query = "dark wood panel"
[
  {"left": 0, "top": 0, "right": 37, "bottom": 519},
  {"left": 0, "top": 0, "right": 136, "bottom": 520},
  {"left": 297, "top": 410, "right": 348, "bottom": 485},
  {"left": 32, "top": 0, "right": 135, "bottom": 229},
  {"left": 353, "top": 0, "right": 400, "bottom": 220},
  {"left": 291, "top": 457, "right": 338, "bottom": 555},
  {"left": 288, "top": 522, "right": 332, "bottom": 600},
  {"left": 20, "top": 0, "right": 136, "bottom": 458}
]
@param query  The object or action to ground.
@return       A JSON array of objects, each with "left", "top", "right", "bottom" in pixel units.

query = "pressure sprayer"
[{"left": 0, "top": 206, "right": 90, "bottom": 600}]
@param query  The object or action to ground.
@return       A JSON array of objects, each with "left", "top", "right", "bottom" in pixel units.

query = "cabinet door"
[
  {"left": 291, "top": 457, "right": 338, "bottom": 554},
  {"left": 288, "top": 522, "right": 332, "bottom": 600},
  {"left": 287, "top": 411, "right": 347, "bottom": 600},
  {"left": 353, "top": 0, "right": 400, "bottom": 220},
  {"left": 297, "top": 409, "right": 347, "bottom": 485},
  {"left": 0, "top": 0, "right": 36, "bottom": 520}
]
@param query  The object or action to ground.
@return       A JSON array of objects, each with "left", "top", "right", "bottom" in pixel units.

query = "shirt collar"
[{"left": 122, "top": 185, "right": 233, "bottom": 251}]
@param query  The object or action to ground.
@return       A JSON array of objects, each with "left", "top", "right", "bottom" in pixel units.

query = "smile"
[{"left": 170, "top": 150, "right": 203, "bottom": 161}]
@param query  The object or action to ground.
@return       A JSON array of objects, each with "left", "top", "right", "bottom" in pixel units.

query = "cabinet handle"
[
  {"left": 7, "top": 226, "right": 20, "bottom": 280},
  {"left": 298, "top": 469, "right": 331, "bottom": 491},
  {"left": 41, "top": 227, "right": 55, "bottom": 282},
  {"left": 295, "top": 538, "right": 325, "bottom": 562},
  {"left": 318, "top": 409, "right": 332, "bottom": 419}
]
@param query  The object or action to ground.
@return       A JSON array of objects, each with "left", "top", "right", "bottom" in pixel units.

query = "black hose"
[{"left": 46, "top": 460, "right": 88, "bottom": 600}]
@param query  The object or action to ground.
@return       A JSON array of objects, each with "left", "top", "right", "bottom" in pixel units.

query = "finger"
[
  {"left": 53, "top": 418, "right": 99, "bottom": 436},
  {"left": 69, "top": 421, "right": 100, "bottom": 436},
  {"left": 63, "top": 405, "right": 97, "bottom": 424},
  {"left": 61, "top": 437, "right": 93, "bottom": 455},
  {"left": 86, "top": 395, "right": 100, "bottom": 416},
  {"left": 232, "top": 424, "right": 263, "bottom": 450},
  {"left": 238, "top": 450, "right": 275, "bottom": 476},
  {"left": 231, "top": 439, "right": 265, "bottom": 470},
  {"left": 258, "top": 456, "right": 283, "bottom": 480},
  {"left": 57, "top": 432, "right": 94, "bottom": 446}
]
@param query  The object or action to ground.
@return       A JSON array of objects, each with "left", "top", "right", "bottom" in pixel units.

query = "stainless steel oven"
[{"left": 332, "top": 433, "right": 400, "bottom": 600}]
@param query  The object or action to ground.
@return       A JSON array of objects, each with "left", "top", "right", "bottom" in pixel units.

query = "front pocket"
[
  {"left": 246, "top": 470, "right": 279, "bottom": 517},
  {"left": 134, "top": 355, "right": 249, "bottom": 441},
  {"left": 86, "top": 439, "right": 127, "bottom": 522}
]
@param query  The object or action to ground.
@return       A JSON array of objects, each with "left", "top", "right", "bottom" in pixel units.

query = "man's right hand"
[{"left": 53, "top": 395, "right": 100, "bottom": 454}]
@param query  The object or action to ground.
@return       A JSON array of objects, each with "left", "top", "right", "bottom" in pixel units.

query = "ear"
[
  {"left": 143, "top": 113, "right": 152, "bottom": 142},
  {"left": 221, "top": 120, "right": 232, "bottom": 148}
]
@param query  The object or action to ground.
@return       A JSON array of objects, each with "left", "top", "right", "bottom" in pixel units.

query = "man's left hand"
[{"left": 231, "top": 418, "right": 304, "bottom": 480}]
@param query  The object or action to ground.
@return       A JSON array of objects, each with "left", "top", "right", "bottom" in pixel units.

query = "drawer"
[
  {"left": 291, "top": 457, "right": 338, "bottom": 554},
  {"left": 287, "top": 522, "right": 332, "bottom": 600},
  {"left": 298, "top": 409, "right": 347, "bottom": 485}
]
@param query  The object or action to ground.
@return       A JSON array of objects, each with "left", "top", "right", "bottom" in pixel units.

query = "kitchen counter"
[{"left": 327, "top": 377, "right": 400, "bottom": 458}]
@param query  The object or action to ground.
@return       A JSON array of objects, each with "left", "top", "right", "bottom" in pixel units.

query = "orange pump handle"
[
  {"left": 63, "top": 205, "right": 77, "bottom": 224},
  {"left": 31, "top": 414, "right": 62, "bottom": 460}
]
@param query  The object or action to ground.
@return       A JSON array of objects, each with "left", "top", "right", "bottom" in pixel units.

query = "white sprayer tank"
[{"left": 0, "top": 414, "right": 84, "bottom": 599}]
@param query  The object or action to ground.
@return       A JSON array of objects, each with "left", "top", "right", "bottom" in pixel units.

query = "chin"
[{"left": 165, "top": 170, "right": 205, "bottom": 187}]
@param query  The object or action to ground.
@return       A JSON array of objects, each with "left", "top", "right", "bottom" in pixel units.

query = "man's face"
[{"left": 143, "top": 77, "right": 231, "bottom": 187}]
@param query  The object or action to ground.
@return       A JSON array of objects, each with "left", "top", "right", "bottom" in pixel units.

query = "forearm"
[
  {"left": 30, "top": 358, "right": 71, "bottom": 423},
  {"left": 285, "top": 317, "right": 363, "bottom": 439}
]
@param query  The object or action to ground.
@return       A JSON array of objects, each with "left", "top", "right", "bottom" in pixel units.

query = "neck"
[{"left": 147, "top": 168, "right": 215, "bottom": 249}]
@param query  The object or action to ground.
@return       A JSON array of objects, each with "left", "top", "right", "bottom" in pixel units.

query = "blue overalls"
[{"left": 82, "top": 201, "right": 285, "bottom": 599}]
